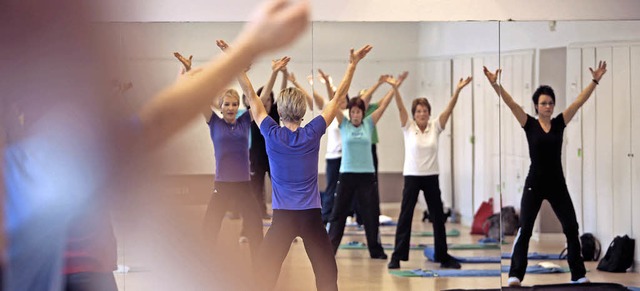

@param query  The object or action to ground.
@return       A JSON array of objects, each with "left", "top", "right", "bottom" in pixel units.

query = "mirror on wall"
[{"left": 498, "top": 20, "right": 640, "bottom": 288}]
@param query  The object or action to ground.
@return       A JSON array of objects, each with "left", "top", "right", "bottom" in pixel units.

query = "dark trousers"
[
  {"left": 255, "top": 209, "right": 337, "bottom": 291},
  {"left": 392, "top": 175, "right": 449, "bottom": 262},
  {"left": 203, "top": 181, "right": 263, "bottom": 259},
  {"left": 321, "top": 158, "right": 341, "bottom": 224},
  {"left": 509, "top": 177, "right": 586, "bottom": 281},
  {"left": 250, "top": 159, "right": 270, "bottom": 216},
  {"left": 328, "top": 173, "right": 385, "bottom": 258},
  {"left": 347, "top": 145, "right": 380, "bottom": 225},
  {"left": 64, "top": 272, "right": 117, "bottom": 291}
]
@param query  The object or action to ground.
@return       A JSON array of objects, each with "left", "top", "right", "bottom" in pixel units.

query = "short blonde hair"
[
  {"left": 277, "top": 87, "right": 307, "bottom": 123},
  {"left": 218, "top": 89, "right": 240, "bottom": 107}
]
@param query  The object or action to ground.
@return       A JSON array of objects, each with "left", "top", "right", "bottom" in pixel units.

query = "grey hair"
[{"left": 277, "top": 87, "right": 307, "bottom": 123}]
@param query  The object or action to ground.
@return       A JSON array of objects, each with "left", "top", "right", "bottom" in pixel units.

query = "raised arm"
[
  {"left": 359, "top": 75, "right": 388, "bottom": 105},
  {"left": 318, "top": 69, "right": 335, "bottom": 100},
  {"left": 280, "top": 68, "right": 289, "bottom": 92},
  {"left": 216, "top": 39, "right": 268, "bottom": 125},
  {"left": 322, "top": 45, "right": 373, "bottom": 127},
  {"left": 563, "top": 61, "right": 607, "bottom": 125},
  {"left": 137, "top": 0, "right": 309, "bottom": 146},
  {"left": 483, "top": 66, "right": 527, "bottom": 127},
  {"left": 287, "top": 72, "right": 314, "bottom": 110},
  {"left": 305, "top": 74, "right": 326, "bottom": 109},
  {"left": 174, "top": 52, "right": 216, "bottom": 121},
  {"left": 370, "top": 75, "right": 395, "bottom": 125},
  {"left": 263, "top": 56, "right": 290, "bottom": 105},
  {"left": 173, "top": 52, "right": 193, "bottom": 72},
  {"left": 438, "top": 76, "right": 472, "bottom": 129},
  {"left": 393, "top": 71, "right": 409, "bottom": 127}
]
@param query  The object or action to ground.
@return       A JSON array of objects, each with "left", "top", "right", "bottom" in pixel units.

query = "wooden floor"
[{"left": 113, "top": 203, "right": 639, "bottom": 290}]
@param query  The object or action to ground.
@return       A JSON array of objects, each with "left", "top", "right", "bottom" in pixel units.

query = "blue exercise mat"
[
  {"left": 424, "top": 247, "right": 564, "bottom": 263},
  {"left": 500, "top": 252, "right": 563, "bottom": 260},
  {"left": 390, "top": 265, "right": 570, "bottom": 277}
]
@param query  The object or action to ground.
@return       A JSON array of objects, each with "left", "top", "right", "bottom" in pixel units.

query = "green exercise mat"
[
  {"left": 339, "top": 241, "right": 501, "bottom": 250},
  {"left": 343, "top": 229, "right": 461, "bottom": 237}
]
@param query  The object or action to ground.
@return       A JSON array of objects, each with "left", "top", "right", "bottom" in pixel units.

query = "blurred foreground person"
[{"left": 0, "top": 0, "right": 310, "bottom": 290}]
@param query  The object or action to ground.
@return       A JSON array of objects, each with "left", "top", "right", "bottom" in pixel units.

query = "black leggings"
[
  {"left": 203, "top": 181, "right": 263, "bottom": 259},
  {"left": 328, "top": 173, "right": 385, "bottom": 258},
  {"left": 509, "top": 177, "right": 586, "bottom": 281},
  {"left": 321, "top": 158, "right": 341, "bottom": 224},
  {"left": 250, "top": 158, "right": 270, "bottom": 216},
  {"left": 392, "top": 175, "right": 449, "bottom": 262},
  {"left": 255, "top": 209, "right": 337, "bottom": 291}
]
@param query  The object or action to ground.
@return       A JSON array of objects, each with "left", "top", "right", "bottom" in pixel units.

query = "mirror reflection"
[
  {"left": 104, "top": 21, "right": 504, "bottom": 290},
  {"left": 498, "top": 20, "right": 640, "bottom": 288}
]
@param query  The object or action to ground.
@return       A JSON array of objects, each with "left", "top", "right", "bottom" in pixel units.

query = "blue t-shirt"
[
  {"left": 260, "top": 115, "right": 326, "bottom": 210},
  {"left": 339, "top": 116, "right": 375, "bottom": 173},
  {"left": 209, "top": 111, "right": 251, "bottom": 182}
]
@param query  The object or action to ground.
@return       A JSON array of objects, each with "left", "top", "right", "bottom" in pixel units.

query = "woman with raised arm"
[
  {"left": 327, "top": 73, "right": 398, "bottom": 260},
  {"left": 387, "top": 74, "right": 472, "bottom": 270},
  {"left": 483, "top": 61, "right": 607, "bottom": 287},
  {"left": 199, "top": 85, "right": 263, "bottom": 259},
  {"left": 244, "top": 45, "right": 371, "bottom": 291}
]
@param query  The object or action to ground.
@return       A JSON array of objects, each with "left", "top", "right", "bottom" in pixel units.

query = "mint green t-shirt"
[
  {"left": 364, "top": 102, "right": 379, "bottom": 144},
  {"left": 339, "top": 116, "right": 375, "bottom": 173}
]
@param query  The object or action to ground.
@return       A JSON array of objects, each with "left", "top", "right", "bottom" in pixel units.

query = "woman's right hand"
[{"left": 349, "top": 45, "right": 373, "bottom": 65}]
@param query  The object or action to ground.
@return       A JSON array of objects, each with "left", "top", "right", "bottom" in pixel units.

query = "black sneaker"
[
  {"left": 387, "top": 258, "right": 400, "bottom": 269},
  {"left": 440, "top": 257, "right": 461, "bottom": 269},
  {"left": 371, "top": 253, "right": 388, "bottom": 260}
]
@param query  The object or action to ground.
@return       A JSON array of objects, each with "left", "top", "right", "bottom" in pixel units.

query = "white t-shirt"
[
  {"left": 402, "top": 119, "right": 443, "bottom": 176},
  {"left": 325, "top": 109, "right": 348, "bottom": 160}
]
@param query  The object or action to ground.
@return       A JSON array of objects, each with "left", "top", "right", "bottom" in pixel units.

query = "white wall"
[{"left": 97, "top": 0, "right": 640, "bottom": 22}]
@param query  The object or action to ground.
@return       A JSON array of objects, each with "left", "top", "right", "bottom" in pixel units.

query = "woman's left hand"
[{"left": 590, "top": 60, "right": 607, "bottom": 82}]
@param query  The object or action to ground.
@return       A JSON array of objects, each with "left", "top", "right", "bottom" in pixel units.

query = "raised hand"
[
  {"left": 590, "top": 61, "right": 607, "bottom": 82},
  {"left": 456, "top": 76, "right": 473, "bottom": 91},
  {"left": 272, "top": 56, "right": 291, "bottom": 72},
  {"left": 173, "top": 52, "right": 192, "bottom": 72},
  {"left": 237, "top": 0, "right": 310, "bottom": 54},
  {"left": 377, "top": 74, "right": 390, "bottom": 84},
  {"left": 483, "top": 66, "right": 501, "bottom": 85},
  {"left": 383, "top": 76, "right": 399, "bottom": 88},
  {"left": 397, "top": 71, "right": 409, "bottom": 85},
  {"left": 216, "top": 39, "right": 230, "bottom": 52},
  {"left": 287, "top": 72, "right": 297, "bottom": 83},
  {"left": 318, "top": 69, "right": 332, "bottom": 85},
  {"left": 349, "top": 45, "right": 373, "bottom": 65},
  {"left": 217, "top": 39, "right": 252, "bottom": 72}
]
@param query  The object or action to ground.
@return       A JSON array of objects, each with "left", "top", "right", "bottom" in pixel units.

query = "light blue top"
[{"left": 339, "top": 116, "right": 375, "bottom": 173}]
